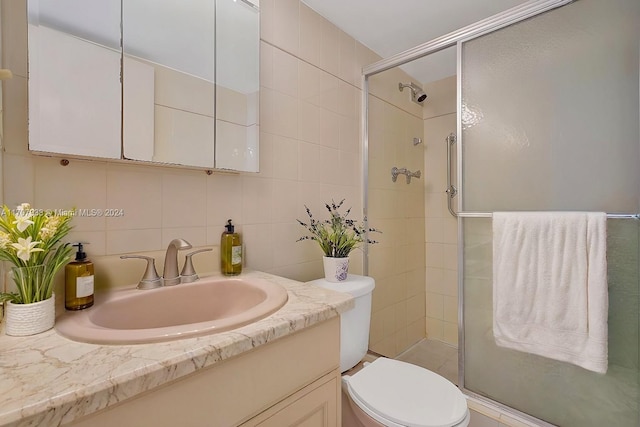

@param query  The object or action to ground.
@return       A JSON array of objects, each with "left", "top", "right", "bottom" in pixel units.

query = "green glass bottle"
[{"left": 221, "top": 219, "right": 242, "bottom": 275}]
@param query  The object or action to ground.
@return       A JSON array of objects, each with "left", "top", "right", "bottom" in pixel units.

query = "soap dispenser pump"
[
  {"left": 221, "top": 219, "right": 242, "bottom": 276},
  {"left": 65, "top": 242, "right": 95, "bottom": 310}
]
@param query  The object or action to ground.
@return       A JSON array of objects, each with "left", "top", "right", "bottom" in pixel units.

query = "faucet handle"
[
  {"left": 180, "top": 249, "right": 213, "bottom": 283},
  {"left": 120, "top": 255, "right": 163, "bottom": 290}
]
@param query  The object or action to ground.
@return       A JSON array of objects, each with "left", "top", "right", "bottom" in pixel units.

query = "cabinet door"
[
  {"left": 256, "top": 376, "right": 339, "bottom": 427},
  {"left": 27, "top": 0, "right": 122, "bottom": 159}
]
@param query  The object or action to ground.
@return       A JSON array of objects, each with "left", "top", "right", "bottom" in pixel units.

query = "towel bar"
[{"left": 453, "top": 212, "right": 639, "bottom": 219}]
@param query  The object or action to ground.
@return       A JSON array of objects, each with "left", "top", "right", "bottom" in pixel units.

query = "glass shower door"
[{"left": 459, "top": 0, "right": 640, "bottom": 425}]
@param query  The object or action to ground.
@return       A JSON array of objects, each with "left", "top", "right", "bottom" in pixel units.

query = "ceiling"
[{"left": 301, "top": 0, "right": 530, "bottom": 84}]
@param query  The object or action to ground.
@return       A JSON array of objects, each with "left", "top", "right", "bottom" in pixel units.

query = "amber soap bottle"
[
  {"left": 65, "top": 243, "right": 94, "bottom": 310},
  {"left": 221, "top": 219, "right": 242, "bottom": 275}
]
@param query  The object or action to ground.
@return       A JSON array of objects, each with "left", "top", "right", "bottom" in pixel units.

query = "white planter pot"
[
  {"left": 5, "top": 294, "right": 55, "bottom": 336},
  {"left": 322, "top": 256, "right": 349, "bottom": 282}
]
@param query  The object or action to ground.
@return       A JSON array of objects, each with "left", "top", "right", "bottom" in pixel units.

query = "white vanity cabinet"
[{"left": 68, "top": 317, "right": 341, "bottom": 427}]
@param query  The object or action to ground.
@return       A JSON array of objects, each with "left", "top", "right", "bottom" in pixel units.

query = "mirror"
[
  {"left": 27, "top": 0, "right": 260, "bottom": 172},
  {"left": 27, "top": 0, "right": 122, "bottom": 159},
  {"left": 214, "top": 0, "right": 260, "bottom": 172},
  {"left": 122, "top": 0, "right": 215, "bottom": 168}
]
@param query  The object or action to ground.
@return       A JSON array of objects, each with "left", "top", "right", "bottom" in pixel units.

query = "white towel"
[{"left": 492, "top": 212, "right": 608, "bottom": 374}]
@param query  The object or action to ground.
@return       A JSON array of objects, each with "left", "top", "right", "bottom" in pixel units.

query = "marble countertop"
[{"left": 0, "top": 271, "right": 354, "bottom": 427}]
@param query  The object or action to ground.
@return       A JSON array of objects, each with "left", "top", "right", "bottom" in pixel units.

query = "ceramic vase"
[{"left": 322, "top": 256, "right": 349, "bottom": 282}]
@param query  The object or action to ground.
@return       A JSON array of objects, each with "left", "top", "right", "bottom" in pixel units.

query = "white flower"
[
  {"left": 39, "top": 216, "right": 61, "bottom": 241},
  {"left": 11, "top": 236, "right": 44, "bottom": 262},
  {"left": 13, "top": 205, "right": 34, "bottom": 233},
  {"left": 0, "top": 232, "right": 10, "bottom": 249}
]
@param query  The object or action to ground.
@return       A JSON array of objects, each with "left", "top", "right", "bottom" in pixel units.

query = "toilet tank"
[{"left": 308, "top": 275, "right": 375, "bottom": 372}]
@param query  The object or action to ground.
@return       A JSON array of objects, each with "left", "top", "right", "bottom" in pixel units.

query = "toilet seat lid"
[{"left": 345, "top": 358, "right": 468, "bottom": 427}]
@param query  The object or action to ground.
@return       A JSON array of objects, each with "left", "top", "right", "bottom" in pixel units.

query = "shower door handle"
[{"left": 445, "top": 133, "right": 458, "bottom": 217}]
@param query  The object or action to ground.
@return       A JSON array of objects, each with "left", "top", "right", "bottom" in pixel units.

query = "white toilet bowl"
[
  {"left": 308, "top": 275, "right": 469, "bottom": 427},
  {"left": 341, "top": 358, "right": 469, "bottom": 427}
]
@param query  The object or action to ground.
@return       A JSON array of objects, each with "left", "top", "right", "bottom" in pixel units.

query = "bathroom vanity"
[{"left": 0, "top": 271, "right": 353, "bottom": 427}]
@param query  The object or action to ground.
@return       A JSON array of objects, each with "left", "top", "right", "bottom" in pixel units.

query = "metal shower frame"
[{"left": 360, "top": 0, "right": 573, "bottom": 425}]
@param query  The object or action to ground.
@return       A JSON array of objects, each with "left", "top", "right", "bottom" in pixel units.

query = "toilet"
[{"left": 308, "top": 275, "right": 470, "bottom": 427}]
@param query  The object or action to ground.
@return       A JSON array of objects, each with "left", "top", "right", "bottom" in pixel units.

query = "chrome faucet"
[{"left": 163, "top": 238, "right": 192, "bottom": 286}]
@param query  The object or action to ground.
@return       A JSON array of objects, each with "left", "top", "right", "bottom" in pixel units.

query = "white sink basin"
[{"left": 55, "top": 275, "right": 288, "bottom": 344}]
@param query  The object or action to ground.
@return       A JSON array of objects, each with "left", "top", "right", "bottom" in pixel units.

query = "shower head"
[{"left": 398, "top": 82, "right": 427, "bottom": 104}]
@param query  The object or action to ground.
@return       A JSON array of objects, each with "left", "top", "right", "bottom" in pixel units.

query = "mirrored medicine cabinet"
[{"left": 27, "top": 0, "right": 260, "bottom": 172}]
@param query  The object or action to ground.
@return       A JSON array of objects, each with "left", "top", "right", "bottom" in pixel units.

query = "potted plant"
[
  {"left": 297, "top": 199, "right": 380, "bottom": 282},
  {"left": 0, "top": 203, "right": 74, "bottom": 336}
]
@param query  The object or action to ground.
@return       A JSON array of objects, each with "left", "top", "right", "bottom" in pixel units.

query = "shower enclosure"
[{"left": 363, "top": 0, "right": 640, "bottom": 425}]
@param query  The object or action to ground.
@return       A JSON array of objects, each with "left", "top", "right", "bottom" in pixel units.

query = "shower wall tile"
[
  {"left": 424, "top": 109, "right": 458, "bottom": 346},
  {"left": 426, "top": 317, "right": 444, "bottom": 341},
  {"left": 426, "top": 218, "right": 445, "bottom": 243},
  {"left": 443, "top": 269, "right": 458, "bottom": 297},
  {"left": 426, "top": 293, "right": 444, "bottom": 319},
  {"left": 422, "top": 76, "right": 457, "bottom": 119},
  {"left": 426, "top": 243, "right": 444, "bottom": 268},
  {"left": 443, "top": 244, "right": 458, "bottom": 271},
  {"left": 443, "top": 295, "right": 458, "bottom": 323},
  {"left": 442, "top": 321, "right": 458, "bottom": 347},
  {"left": 443, "top": 215, "right": 458, "bottom": 244},
  {"left": 368, "top": 69, "right": 427, "bottom": 357}
]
